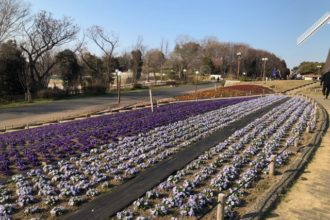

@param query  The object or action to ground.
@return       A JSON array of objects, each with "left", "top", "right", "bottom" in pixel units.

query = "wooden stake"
[
  {"left": 269, "top": 155, "right": 276, "bottom": 176},
  {"left": 149, "top": 88, "right": 154, "bottom": 112},
  {"left": 217, "top": 193, "right": 226, "bottom": 220}
]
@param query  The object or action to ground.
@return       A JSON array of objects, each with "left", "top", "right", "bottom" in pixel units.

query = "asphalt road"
[{"left": 0, "top": 83, "right": 216, "bottom": 122}]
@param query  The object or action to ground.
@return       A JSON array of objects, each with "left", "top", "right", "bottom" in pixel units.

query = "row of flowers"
[
  {"left": 176, "top": 84, "right": 273, "bottom": 101},
  {"left": 0, "top": 96, "right": 284, "bottom": 218},
  {"left": 0, "top": 97, "right": 255, "bottom": 174},
  {"left": 115, "top": 97, "right": 315, "bottom": 219}
]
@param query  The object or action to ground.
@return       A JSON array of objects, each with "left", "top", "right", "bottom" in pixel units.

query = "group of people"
[{"left": 320, "top": 70, "right": 330, "bottom": 99}]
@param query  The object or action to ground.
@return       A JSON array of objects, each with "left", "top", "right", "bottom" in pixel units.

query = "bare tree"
[
  {"left": 143, "top": 49, "right": 165, "bottom": 83},
  {"left": 160, "top": 38, "right": 169, "bottom": 79},
  {"left": 0, "top": 0, "right": 29, "bottom": 43},
  {"left": 134, "top": 35, "right": 147, "bottom": 55},
  {"left": 87, "top": 25, "right": 118, "bottom": 88},
  {"left": 20, "top": 10, "right": 79, "bottom": 101},
  {"left": 172, "top": 40, "right": 201, "bottom": 80}
]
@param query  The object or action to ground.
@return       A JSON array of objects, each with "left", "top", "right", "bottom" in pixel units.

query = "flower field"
[
  {"left": 115, "top": 96, "right": 317, "bottom": 219},
  {"left": 176, "top": 84, "right": 273, "bottom": 101},
  {"left": 0, "top": 97, "right": 252, "bottom": 175},
  {"left": 0, "top": 95, "right": 318, "bottom": 219}
]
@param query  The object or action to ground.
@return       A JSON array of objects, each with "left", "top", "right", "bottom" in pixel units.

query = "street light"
[
  {"left": 261, "top": 57, "right": 268, "bottom": 81},
  {"left": 115, "top": 69, "right": 122, "bottom": 104},
  {"left": 182, "top": 68, "right": 187, "bottom": 81},
  {"left": 195, "top": 71, "right": 199, "bottom": 99},
  {"left": 236, "top": 52, "right": 242, "bottom": 79},
  {"left": 161, "top": 73, "right": 165, "bottom": 81}
]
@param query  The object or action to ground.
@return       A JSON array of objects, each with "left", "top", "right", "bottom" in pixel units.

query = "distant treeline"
[{"left": 0, "top": 0, "right": 290, "bottom": 102}]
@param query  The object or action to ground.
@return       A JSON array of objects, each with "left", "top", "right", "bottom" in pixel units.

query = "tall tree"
[
  {"left": 160, "top": 38, "right": 169, "bottom": 76},
  {"left": 56, "top": 49, "right": 80, "bottom": 92},
  {"left": 172, "top": 41, "right": 201, "bottom": 79},
  {"left": 0, "top": 40, "right": 25, "bottom": 99},
  {"left": 143, "top": 49, "right": 165, "bottom": 82},
  {"left": 117, "top": 52, "right": 131, "bottom": 72},
  {"left": 297, "top": 61, "right": 325, "bottom": 74},
  {"left": 131, "top": 49, "right": 143, "bottom": 84},
  {"left": 87, "top": 25, "right": 118, "bottom": 88},
  {"left": 20, "top": 11, "right": 79, "bottom": 101},
  {"left": 200, "top": 57, "right": 214, "bottom": 74},
  {"left": 0, "top": 0, "right": 29, "bottom": 43},
  {"left": 79, "top": 51, "right": 106, "bottom": 91}
]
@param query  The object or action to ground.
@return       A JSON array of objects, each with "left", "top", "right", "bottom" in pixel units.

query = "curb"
[{"left": 241, "top": 100, "right": 329, "bottom": 220}]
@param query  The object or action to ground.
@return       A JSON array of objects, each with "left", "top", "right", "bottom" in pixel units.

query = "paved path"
[
  {"left": 0, "top": 83, "right": 216, "bottom": 128},
  {"left": 64, "top": 98, "right": 289, "bottom": 220},
  {"left": 268, "top": 90, "right": 330, "bottom": 220}
]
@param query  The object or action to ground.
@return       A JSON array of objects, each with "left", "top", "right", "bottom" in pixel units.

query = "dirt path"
[{"left": 268, "top": 91, "right": 330, "bottom": 220}]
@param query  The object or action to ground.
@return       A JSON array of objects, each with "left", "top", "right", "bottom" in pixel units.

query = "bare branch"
[
  {"left": 134, "top": 35, "right": 146, "bottom": 55},
  {"left": 0, "top": 0, "right": 29, "bottom": 43},
  {"left": 20, "top": 10, "right": 80, "bottom": 90},
  {"left": 86, "top": 25, "right": 119, "bottom": 84},
  {"left": 86, "top": 25, "right": 118, "bottom": 57}
]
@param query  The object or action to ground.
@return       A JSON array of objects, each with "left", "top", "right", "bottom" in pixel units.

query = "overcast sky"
[{"left": 26, "top": 0, "right": 330, "bottom": 68}]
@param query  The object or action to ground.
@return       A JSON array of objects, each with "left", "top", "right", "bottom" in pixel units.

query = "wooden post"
[
  {"left": 269, "top": 155, "right": 276, "bottom": 176},
  {"left": 294, "top": 138, "right": 299, "bottom": 147},
  {"left": 149, "top": 88, "right": 154, "bottom": 112},
  {"left": 26, "top": 124, "right": 29, "bottom": 129},
  {"left": 306, "top": 124, "right": 310, "bottom": 133},
  {"left": 313, "top": 111, "right": 317, "bottom": 121},
  {"left": 217, "top": 193, "right": 226, "bottom": 220}
]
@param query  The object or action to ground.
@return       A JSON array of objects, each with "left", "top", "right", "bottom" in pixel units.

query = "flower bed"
[
  {"left": 176, "top": 84, "right": 273, "bottom": 101},
  {"left": 115, "top": 97, "right": 316, "bottom": 219},
  {"left": 0, "top": 97, "right": 253, "bottom": 175},
  {"left": 0, "top": 96, "right": 286, "bottom": 219}
]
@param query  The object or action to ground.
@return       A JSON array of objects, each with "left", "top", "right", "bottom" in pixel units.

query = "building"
[{"left": 209, "top": 74, "right": 222, "bottom": 81}]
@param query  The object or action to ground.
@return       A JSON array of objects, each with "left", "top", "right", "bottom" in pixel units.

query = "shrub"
[
  {"left": 36, "top": 88, "right": 67, "bottom": 99},
  {"left": 132, "top": 83, "right": 145, "bottom": 89},
  {"left": 82, "top": 84, "right": 107, "bottom": 94}
]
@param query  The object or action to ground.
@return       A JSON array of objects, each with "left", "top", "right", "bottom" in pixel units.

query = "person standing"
[{"left": 320, "top": 71, "right": 330, "bottom": 99}]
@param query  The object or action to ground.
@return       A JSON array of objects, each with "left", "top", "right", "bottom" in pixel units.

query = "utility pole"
[
  {"left": 236, "top": 52, "right": 242, "bottom": 79},
  {"left": 262, "top": 57, "right": 268, "bottom": 81}
]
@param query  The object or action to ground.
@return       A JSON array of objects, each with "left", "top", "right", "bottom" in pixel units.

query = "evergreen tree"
[{"left": 0, "top": 40, "right": 25, "bottom": 100}]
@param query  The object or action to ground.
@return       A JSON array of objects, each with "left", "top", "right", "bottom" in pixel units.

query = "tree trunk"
[
  {"left": 25, "top": 88, "right": 32, "bottom": 102},
  {"left": 153, "top": 72, "right": 157, "bottom": 84}
]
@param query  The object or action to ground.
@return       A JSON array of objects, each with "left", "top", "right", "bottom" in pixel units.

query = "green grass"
[
  {"left": 0, "top": 98, "right": 55, "bottom": 109},
  {"left": 0, "top": 93, "right": 113, "bottom": 108},
  {"left": 0, "top": 82, "right": 209, "bottom": 108}
]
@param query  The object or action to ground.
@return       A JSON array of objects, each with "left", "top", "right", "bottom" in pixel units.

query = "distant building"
[
  {"left": 209, "top": 74, "right": 222, "bottom": 80},
  {"left": 302, "top": 74, "right": 319, "bottom": 80},
  {"left": 48, "top": 75, "right": 64, "bottom": 89}
]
